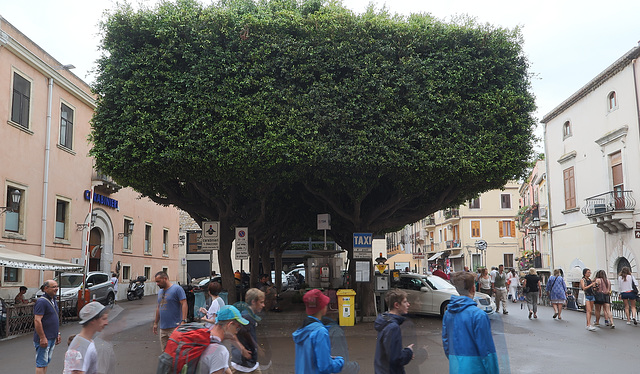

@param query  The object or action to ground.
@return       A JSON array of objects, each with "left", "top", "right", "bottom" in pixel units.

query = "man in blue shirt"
[
  {"left": 153, "top": 271, "right": 187, "bottom": 351},
  {"left": 34, "top": 279, "right": 61, "bottom": 374}
]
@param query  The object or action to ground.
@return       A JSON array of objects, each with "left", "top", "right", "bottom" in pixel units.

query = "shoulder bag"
[{"left": 594, "top": 279, "right": 606, "bottom": 304}]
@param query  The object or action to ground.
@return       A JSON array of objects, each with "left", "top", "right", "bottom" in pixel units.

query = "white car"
[
  {"left": 395, "top": 273, "right": 495, "bottom": 316},
  {"left": 271, "top": 270, "right": 288, "bottom": 291},
  {"left": 36, "top": 272, "right": 116, "bottom": 308}
]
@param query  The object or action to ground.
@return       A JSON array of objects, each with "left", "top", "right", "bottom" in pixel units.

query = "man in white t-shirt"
[
  {"left": 63, "top": 302, "right": 110, "bottom": 374},
  {"left": 197, "top": 305, "right": 249, "bottom": 374}
]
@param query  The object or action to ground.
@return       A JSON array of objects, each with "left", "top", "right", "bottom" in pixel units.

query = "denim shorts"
[
  {"left": 585, "top": 295, "right": 595, "bottom": 302},
  {"left": 621, "top": 291, "right": 637, "bottom": 300},
  {"left": 34, "top": 339, "right": 56, "bottom": 367}
]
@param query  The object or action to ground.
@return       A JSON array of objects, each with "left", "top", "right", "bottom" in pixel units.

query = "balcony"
[
  {"left": 444, "top": 208, "right": 460, "bottom": 220},
  {"left": 92, "top": 169, "right": 122, "bottom": 194},
  {"left": 446, "top": 240, "right": 461, "bottom": 249},
  {"left": 518, "top": 204, "right": 539, "bottom": 231},
  {"left": 423, "top": 216, "right": 436, "bottom": 226},
  {"left": 581, "top": 190, "right": 635, "bottom": 233}
]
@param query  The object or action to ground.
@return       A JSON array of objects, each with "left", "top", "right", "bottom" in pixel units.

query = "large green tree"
[{"left": 91, "top": 0, "right": 536, "bottom": 313}]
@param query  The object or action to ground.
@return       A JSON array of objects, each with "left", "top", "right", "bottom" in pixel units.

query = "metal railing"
[
  {"left": 446, "top": 240, "right": 461, "bottom": 249},
  {"left": 581, "top": 190, "right": 635, "bottom": 216},
  {"left": 444, "top": 209, "right": 460, "bottom": 219},
  {"left": 540, "top": 286, "right": 639, "bottom": 321},
  {"left": 1, "top": 299, "right": 77, "bottom": 339}
]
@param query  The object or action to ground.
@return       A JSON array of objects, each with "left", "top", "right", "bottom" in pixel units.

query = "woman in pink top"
[{"left": 594, "top": 270, "right": 614, "bottom": 328}]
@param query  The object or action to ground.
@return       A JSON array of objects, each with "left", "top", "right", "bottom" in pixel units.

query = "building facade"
[
  {"left": 386, "top": 182, "right": 521, "bottom": 273},
  {"left": 0, "top": 17, "right": 180, "bottom": 300},
  {"left": 542, "top": 44, "right": 640, "bottom": 285}
]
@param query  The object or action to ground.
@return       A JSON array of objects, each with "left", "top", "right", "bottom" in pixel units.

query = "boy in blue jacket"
[
  {"left": 442, "top": 271, "right": 499, "bottom": 374},
  {"left": 374, "top": 289, "right": 414, "bottom": 374},
  {"left": 292, "top": 289, "right": 344, "bottom": 374}
]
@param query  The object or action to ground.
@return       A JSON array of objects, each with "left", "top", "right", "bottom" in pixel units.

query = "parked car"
[
  {"left": 271, "top": 270, "right": 288, "bottom": 291},
  {"left": 37, "top": 271, "right": 116, "bottom": 308},
  {"left": 286, "top": 267, "right": 306, "bottom": 289},
  {"left": 395, "top": 273, "right": 494, "bottom": 316}
]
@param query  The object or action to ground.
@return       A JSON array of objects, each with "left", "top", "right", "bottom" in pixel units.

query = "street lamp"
[{"left": 0, "top": 189, "right": 21, "bottom": 215}]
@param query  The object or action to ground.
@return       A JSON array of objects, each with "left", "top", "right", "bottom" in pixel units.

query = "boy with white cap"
[
  {"left": 197, "top": 305, "right": 249, "bottom": 374},
  {"left": 63, "top": 301, "right": 110, "bottom": 374}
]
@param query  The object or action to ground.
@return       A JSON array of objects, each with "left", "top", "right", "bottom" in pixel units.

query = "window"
[
  {"left": 499, "top": 220, "right": 516, "bottom": 238},
  {"left": 563, "top": 167, "right": 576, "bottom": 210},
  {"left": 438, "top": 229, "right": 443, "bottom": 242},
  {"left": 11, "top": 72, "right": 31, "bottom": 128},
  {"left": 4, "top": 185, "right": 25, "bottom": 236},
  {"left": 470, "top": 220, "right": 481, "bottom": 238},
  {"left": 503, "top": 253, "right": 514, "bottom": 268},
  {"left": 608, "top": 91, "right": 617, "bottom": 111},
  {"left": 144, "top": 224, "right": 152, "bottom": 254},
  {"left": 472, "top": 253, "right": 482, "bottom": 270},
  {"left": 123, "top": 218, "right": 132, "bottom": 252},
  {"left": 163, "top": 229, "right": 169, "bottom": 256},
  {"left": 563, "top": 121, "right": 572, "bottom": 138},
  {"left": 500, "top": 194, "right": 511, "bottom": 209},
  {"left": 55, "top": 199, "right": 70, "bottom": 240},
  {"left": 468, "top": 198, "right": 480, "bottom": 209},
  {"left": 610, "top": 151, "right": 624, "bottom": 209},
  {"left": 144, "top": 266, "right": 151, "bottom": 280},
  {"left": 3, "top": 267, "right": 20, "bottom": 283},
  {"left": 59, "top": 102, "right": 74, "bottom": 149},
  {"left": 162, "top": 267, "right": 168, "bottom": 275},
  {"left": 122, "top": 265, "right": 131, "bottom": 280}
]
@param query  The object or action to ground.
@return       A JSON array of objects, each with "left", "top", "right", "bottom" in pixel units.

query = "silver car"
[{"left": 37, "top": 271, "right": 115, "bottom": 307}]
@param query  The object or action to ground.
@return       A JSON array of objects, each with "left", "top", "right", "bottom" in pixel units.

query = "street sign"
[
  {"left": 235, "top": 227, "right": 249, "bottom": 260},
  {"left": 635, "top": 230, "right": 640, "bottom": 239},
  {"left": 636, "top": 222, "right": 640, "bottom": 230},
  {"left": 201, "top": 221, "right": 220, "bottom": 251},
  {"left": 353, "top": 233, "right": 373, "bottom": 259},
  {"left": 317, "top": 214, "right": 331, "bottom": 230},
  {"left": 475, "top": 239, "right": 487, "bottom": 251}
]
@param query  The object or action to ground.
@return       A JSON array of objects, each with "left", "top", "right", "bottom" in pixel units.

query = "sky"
[{"left": 1, "top": 0, "right": 639, "bottom": 143}]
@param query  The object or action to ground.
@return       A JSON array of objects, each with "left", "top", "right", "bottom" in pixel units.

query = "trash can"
[{"left": 336, "top": 289, "right": 356, "bottom": 327}]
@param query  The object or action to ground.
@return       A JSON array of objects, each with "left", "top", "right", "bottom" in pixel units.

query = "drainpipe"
[
  {"left": 633, "top": 56, "right": 640, "bottom": 146},
  {"left": 40, "top": 77, "right": 53, "bottom": 286},
  {"left": 542, "top": 124, "right": 555, "bottom": 272}
]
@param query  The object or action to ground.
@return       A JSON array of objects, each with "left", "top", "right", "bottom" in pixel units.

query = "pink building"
[{"left": 0, "top": 17, "right": 180, "bottom": 300}]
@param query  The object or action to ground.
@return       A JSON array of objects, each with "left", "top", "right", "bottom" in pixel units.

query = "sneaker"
[
  {"left": 586, "top": 325, "right": 597, "bottom": 331},
  {"left": 627, "top": 321, "right": 631, "bottom": 325},
  {"left": 528, "top": 311, "right": 532, "bottom": 319},
  {"left": 503, "top": 311, "right": 508, "bottom": 315},
  {"left": 605, "top": 320, "right": 610, "bottom": 326},
  {"left": 634, "top": 318, "right": 637, "bottom": 325},
  {"left": 553, "top": 313, "right": 558, "bottom": 319},
  {"left": 611, "top": 324, "right": 615, "bottom": 329},
  {"left": 593, "top": 322, "right": 600, "bottom": 326}
]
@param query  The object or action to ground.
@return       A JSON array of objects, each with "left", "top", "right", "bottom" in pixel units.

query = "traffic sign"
[
  {"left": 201, "top": 221, "right": 220, "bottom": 251},
  {"left": 235, "top": 227, "right": 249, "bottom": 260},
  {"left": 353, "top": 233, "right": 373, "bottom": 259},
  {"left": 475, "top": 240, "right": 487, "bottom": 251},
  {"left": 635, "top": 230, "right": 640, "bottom": 239}
]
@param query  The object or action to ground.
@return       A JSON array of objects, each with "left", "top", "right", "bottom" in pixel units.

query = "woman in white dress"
[{"left": 507, "top": 268, "right": 519, "bottom": 302}]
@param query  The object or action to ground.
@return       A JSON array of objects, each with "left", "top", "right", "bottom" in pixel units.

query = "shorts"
[
  {"left": 585, "top": 295, "right": 595, "bottom": 302},
  {"left": 621, "top": 291, "right": 637, "bottom": 300},
  {"left": 34, "top": 339, "right": 56, "bottom": 367}
]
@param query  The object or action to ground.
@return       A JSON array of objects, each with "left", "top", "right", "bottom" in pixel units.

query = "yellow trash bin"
[{"left": 336, "top": 289, "right": 356, "bottom": 326}]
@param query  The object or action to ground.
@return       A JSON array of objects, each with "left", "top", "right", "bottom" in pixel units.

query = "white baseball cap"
[{"left": 79, "top": 301, "right": 106, "bottom": 325}]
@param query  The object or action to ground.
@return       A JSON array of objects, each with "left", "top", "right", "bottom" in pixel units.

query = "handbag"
[
  {"left": 594, "top": 291, "right": 605, "bottom": 303},
  {"left": 632, "top": 278, "right": 639, "bottom": 295}
]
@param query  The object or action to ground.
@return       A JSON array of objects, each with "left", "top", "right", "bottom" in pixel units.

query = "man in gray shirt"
[{"left": 492, "top": 264, "right": 508, "bottom": 315}]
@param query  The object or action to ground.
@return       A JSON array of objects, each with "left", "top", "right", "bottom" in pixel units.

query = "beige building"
[
  {"left": 542, "top": 44, "right": 640, "bottom": 285},
  {"left": 386, "top": 182, "right": 521, "bottom": 273},
  {"left": 0, "top": 17, "right": 180, "bottom": 300}
]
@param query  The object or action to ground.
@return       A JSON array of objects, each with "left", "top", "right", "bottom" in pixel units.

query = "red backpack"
[{"left": 157, "top": 323, "right": 211, "bottom": 374}]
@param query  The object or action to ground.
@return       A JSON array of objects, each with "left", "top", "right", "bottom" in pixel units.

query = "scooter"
[{"left": 127, "top": 276, "right": 146, "bottom": 300}]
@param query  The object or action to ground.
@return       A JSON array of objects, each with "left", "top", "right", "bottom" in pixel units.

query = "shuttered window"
[
  {"left": 471, "top": 220, "right": 481, "bottom": 238},
  {"left": 499, "top": 220, "right": 515, "bottom": 237},
  {"left": 563, "top": 167, "right": 576, "bottom": 210}
]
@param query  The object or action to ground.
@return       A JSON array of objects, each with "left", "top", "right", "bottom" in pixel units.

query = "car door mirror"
[
  {"left": 420, "top": 286, "right": 429, "bottom": 292},
  {"left": 87, "top": 283, "right": 94, "bottom": 288}
]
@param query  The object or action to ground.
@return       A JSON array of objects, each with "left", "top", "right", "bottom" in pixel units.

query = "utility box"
[{"left": 337, "top": 289, "right": 356, "bottom": 327}]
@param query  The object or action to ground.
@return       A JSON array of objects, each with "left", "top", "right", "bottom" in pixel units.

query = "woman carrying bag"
[
  {"left": 617, "top": 266, "right": 637, "bottom": 325},
  {"left": 545, "top": 269, "right": 567, "bottom": 320}
]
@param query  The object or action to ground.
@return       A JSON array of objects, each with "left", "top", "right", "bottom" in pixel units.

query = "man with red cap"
[{"left": 292, "top": 289, "right": 345, "bottom": 374}]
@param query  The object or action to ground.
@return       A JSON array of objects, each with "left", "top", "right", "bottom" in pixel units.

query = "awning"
[
  {"left": 427, "top": 251, "right": 444, "bottom": 261},
  {"left": 448, "top": 253, "right": 464, "bottom": 259},
  {"left": 0, "top": 245, "right": 82, "bottom": 271}
]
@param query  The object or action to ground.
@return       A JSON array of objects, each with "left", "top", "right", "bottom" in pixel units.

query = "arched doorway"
[
  {"left": 616, "top": 257, "right": 631, "bottom": 275},
  {"left": 89, "top": 228, "right": 102, "bottom": 271}
]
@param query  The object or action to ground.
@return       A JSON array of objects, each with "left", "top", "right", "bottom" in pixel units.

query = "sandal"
[
  {"left": 528, "top": 311, "right": 532, "bottom": 319},
  {"left": 534, "top": 314, "right": 537, "bottom": 319},
  {"left": 553, "top": 312, "right": 558, "bottom": 319}
]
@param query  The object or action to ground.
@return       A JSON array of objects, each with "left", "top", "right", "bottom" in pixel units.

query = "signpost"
[
  {"left": 202, "top": 221, "right": 220, "bottom": 251},
  {"left": 353, "top": 233, "right": 373, "bottom": 259}
]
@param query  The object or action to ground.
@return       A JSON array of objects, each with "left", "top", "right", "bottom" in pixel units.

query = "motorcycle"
[{"left": 127, "top": 275, "right": 146, "bottom": 300}]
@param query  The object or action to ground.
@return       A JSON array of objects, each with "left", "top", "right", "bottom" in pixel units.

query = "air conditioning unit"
[
  {"left": 539, "top": 206, "right": 547, "bottom": 218},
  {"left": 71, "top": 258, "right": 80, "bottom": 265}
]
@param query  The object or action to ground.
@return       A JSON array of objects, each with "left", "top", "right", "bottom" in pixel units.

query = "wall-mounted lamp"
[
  {"left": 76, "top": 210, "right": 99, "bottom": 231},
  {"left": 117, "top": 222, "right": 134, "bottom": 239},
  {"left": 0, "top": 189, "right": 21, "bottom": 215}
]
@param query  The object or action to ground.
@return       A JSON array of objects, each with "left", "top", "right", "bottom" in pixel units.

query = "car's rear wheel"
[
  {"left": 105, "top": 292, "right": 115, "bottom": 306},
  {"left": 440, "top": 301, "right": 449, "bottom": 316}
]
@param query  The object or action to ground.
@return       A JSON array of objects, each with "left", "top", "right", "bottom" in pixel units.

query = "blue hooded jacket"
[
  {"left": 442, "top": 295, "right": 499, "bottom": 374},
  {"left": 374, "top": 312, "right": 413, "bottom": 374},
  {"left": 292, "top": 316, "right": 344, "bottom": 374}
]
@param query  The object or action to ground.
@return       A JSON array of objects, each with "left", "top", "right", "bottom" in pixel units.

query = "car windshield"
[
  {"left": 422, "top": 275, "right": 455, "bottom": 290},
  {"left": 57, "top": 274, "right": 83, "bottom": 288}
]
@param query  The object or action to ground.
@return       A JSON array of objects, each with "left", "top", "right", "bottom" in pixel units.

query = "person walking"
[
  {"left": 617, "top": 266, "right": 637, "bottom": 325},
  {"left": 442, "top": 271, "right": 499, "bottom": 374},
  {"left": 199, "top": 281, "right": 225, "bottom": 329},
  {"left": 545, "top": 269, "right": 567, "bottom": 320},
  {"left": 478, "top": 268, "right": 492, "bottom": 297},
  {"left": 153, "top": 271, "right": 188, "bottom": 350},
  {"left": 593, "top": 270, "right": 614, "bottom": 328},
  {"left": 292, "top": 289, "right": 344, "bottom": 374},
  {"left": 492, "top": 264, "right": 508, "bottom": 315},
  {"left": 580, "top": 268, "right": 598, "bottom": 331},
  {"left": 524, "top": 268, "right": 541, "bottom": 319},
  {"left": 34, "top": 279, "right": 61, "bottom": 374},
  {"left": 63, "top": 302, "right": 110, "bottom": 374},
  {"left": 374, "top": 288, "right": 414, "bottom": 374},
  {"left": 230, "top": 288, "right": 265, "bottom": 374},
  {"left": 506, "top": 269, "right": 519, "bottom": 303},
  {"left": 197, "top": 305, "right": 249, "bottom": 374}
]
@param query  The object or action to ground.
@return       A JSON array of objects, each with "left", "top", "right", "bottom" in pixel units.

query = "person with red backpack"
[{"left": 197, "top": 305, "right": 249, "bottom": 374}]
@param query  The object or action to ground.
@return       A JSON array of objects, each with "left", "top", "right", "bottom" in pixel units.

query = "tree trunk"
[
  {"left": 274, "top": 250, "right": 283, "bottom": 293},
  {"left": 249, "top": 240, "right": 260, "bottom": 288},
  {"left": 217, "top": 224, "right": 237, "bottom": 302}
]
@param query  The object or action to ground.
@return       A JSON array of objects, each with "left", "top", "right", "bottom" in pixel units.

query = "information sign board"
[
  {"left": 235, "top": 227, "right": 249, "bottom": 260},
  {"left": 353, "top": 233, "right": 373, "bottom": 259},
  {"left": 201, "top": 221, "right": 220, "bottom": 251}
]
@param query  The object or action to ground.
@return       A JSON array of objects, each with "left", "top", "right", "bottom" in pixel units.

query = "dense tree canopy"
[{"left": 91, "top": 0, "right": 536, "bottom": 306}]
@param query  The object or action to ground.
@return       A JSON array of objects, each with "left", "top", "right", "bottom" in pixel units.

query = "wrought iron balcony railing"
[
  {"left": 581, "top": 190, "right": 635, "bottom": 216},
  {"left": 444, "top": 209, "right": 460, "bottom": 219},
  {"left": 446, "top": 240, "right": 461, "bottom": 249}
]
